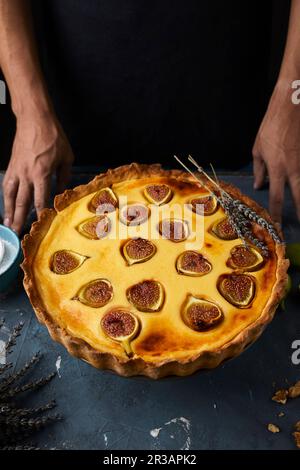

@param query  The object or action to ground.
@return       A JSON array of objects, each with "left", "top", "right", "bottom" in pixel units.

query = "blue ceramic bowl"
[{"left": 0, "top": 224, "right": 22, "bottom": 293}]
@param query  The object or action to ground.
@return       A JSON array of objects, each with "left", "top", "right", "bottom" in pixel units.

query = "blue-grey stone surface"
[{"left": 0, "top": 170, "right": 299, "bottom": 450}]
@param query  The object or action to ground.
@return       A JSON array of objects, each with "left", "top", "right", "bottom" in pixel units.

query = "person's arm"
[
  {"left": 0, "top": 0, "right": 73, "bottom": 233},
  {"left": 253, "top": 0, "right": 300, "bottom": 223}
]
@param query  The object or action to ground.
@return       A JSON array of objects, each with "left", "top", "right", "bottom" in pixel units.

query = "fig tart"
[{"left": 21, "top": 163, "right": 289, "bottom": 378}]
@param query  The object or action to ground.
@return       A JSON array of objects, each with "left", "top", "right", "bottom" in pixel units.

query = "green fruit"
[{"left": 286, "top": 243, "right": 300, "bottom": 268}]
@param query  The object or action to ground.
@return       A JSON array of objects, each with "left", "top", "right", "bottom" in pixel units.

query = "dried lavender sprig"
[
  {"left": 0, "top": 399, "right": 59, "bottom": 446},
  {"left": 230, "top": 198, "right": 282, "bottom": 244},
  {"left": 222, "top": 196, "right": 268, "bottom": 248},
  {"left": 1, "top": 445, "right": 40, "bottom": 450},
  {"left": 187, "top": 155, "right": 282, "bottom": 245},
  {"left": 174, "top": 155, "right": 231, "bottom": 207},
  {"left": 188, "top": 155, "right": 232, "bottom": 199},
  {"left": 184, "top": 155, "right": 281, "bottom": 254},
  {"left": 175, "top": 155, "right": 270, "bottom": 254},
  {"left": 210, "top": 189, "right": 264, "bottom": 250},
  {"left": 174, "top": 155, "right": 228, "bottom": 207},
  {"left": 227, "top": 214, "right": 247, "bottom": 246},
  {"left": 0, "top": 319, "right": 62, "bottom": 449},
  {"left": 0, "top": 400, "right": 56, "bottom": 418},
  {"left": 219, "top": 197, "right": 248, "bottom": 242},
  {"left": 5, "top": 322, "right": 24, "bottom": 353},
  {"left": 4, "top": 413, "right": 61, "bottom": 430},
  {"left": 174, "top": 155, "right": 256, "bottom": 248},
  {"left": 1, "top": 372, "right": 56, "bottom": 400},
  {"left": 220, "top": 195, "right": 269, "bottom": 256},
  {"left": 0, "top": 415, "right": 61, "bottom": 446},
  {"left": 174, "top": 155, "right": 227, "bottom": 207},
  {"left": 241, "top": 230, "right": 268, "bottom": 255},
  {"left": 0, "top": 352, "right": 41, "bottom": 393},
  {"left": 0, "top": 363, "right": 12, "bottom": 375}
]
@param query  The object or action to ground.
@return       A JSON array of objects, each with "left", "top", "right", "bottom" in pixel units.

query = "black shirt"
[{"left": 31, "top": 0, "right": 274, "bottom": 169}]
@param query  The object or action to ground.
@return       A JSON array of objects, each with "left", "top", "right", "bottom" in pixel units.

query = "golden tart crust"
[{"left": 21, "top": 163, "right": 289, "bottom": 378}]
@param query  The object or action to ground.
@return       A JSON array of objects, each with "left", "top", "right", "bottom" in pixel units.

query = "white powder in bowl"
[{"left": 0, "top": 239, "right": 18, "bottom": 275}]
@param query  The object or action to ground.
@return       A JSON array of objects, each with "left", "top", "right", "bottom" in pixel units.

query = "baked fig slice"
[
  {"left": 190, "top": 194, "right": 218, "bottom": 215},
  {"left": 73, "top": 279, "right": 113, "bottom": 308},
  {"left": 210, "top": 216, "right": 238, "bottom": 240},
  {"left": 126, "top": 280, "right": 165, "bottom": 312},
  {"left": 50, "top": 250, "right": 89, "bottom": 275},
  {"left": 123, "top": 238, "right": 156, "bottom": 265},
  {"left": 143, "top": 184, "right": 172, "bottom": 205},
  {"left": 217, "top": 273, "right": 255, "bottom": 308},
  {"left": 176, "top": 251, "right": 212, "bottom": 276},
  {"left": 120, "top": 203, "right": 149, "bottom": 226},
  {"left": 159, "top": 218, "right": 189, "bottom": 242},
  {"left": 88, "top": 187, "right": 118, "bottom": 214},
  {"left": 182, "top": 295, "right": 224, "bottom": 331},
  {"left": 227, "top": 245, "right": 264, "bottom": 272},
  {"left": 101, "top": 309, "right": 139, "bottom": 356},
  {"left": 77, "top": 215, "right": 111, "bottom": 239}
]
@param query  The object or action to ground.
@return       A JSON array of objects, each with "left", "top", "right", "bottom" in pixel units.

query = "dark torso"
[{"left": 32, "top": 0, "right": 273, "bottom": 169}]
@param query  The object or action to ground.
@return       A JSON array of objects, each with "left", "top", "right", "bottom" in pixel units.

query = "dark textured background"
[{"left": 0, "top": 0, "right": 291, "bottom": 170}]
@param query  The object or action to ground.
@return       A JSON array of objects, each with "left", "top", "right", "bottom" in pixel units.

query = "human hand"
[
  {"left": 2, "top": 111, "right": 74, "bottom": 233},
  {"left": 252, "top": 80, "right": 300, "bottom": 223}
]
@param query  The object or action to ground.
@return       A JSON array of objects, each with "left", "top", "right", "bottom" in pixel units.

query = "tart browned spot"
[
  {"left": 217, "top": 273, "right": 255, "bottom": 308},
  {"left": 190, "top": 195, "right": 218, "bottom": 215},
  {"left": 176, "top": 251, "right": 212, "bottom": 276},
  {"left": 210, "top": 216, "right": 238, "bottom": 240},
  {"left": 159, "top": 218, "right": 189, "bottom": 242},
  {"left": 227, "top": 245, "right": 264, "bottom": 272},
  {"left": 77, "top": 215, "right": 111, "bottom": 239},
  {"left": 88, "top": 187, "right": 118, "bottom": 213},
  {"left": 122, "top": 238, "right": 156, "bottom": 265},
  {"left": 144, "top": 184, "right": 172, "bottom": 205},
  {"left": 50, "top": 250, "right": 88, "bottom": 274},
  {"left": 120, "top": 203, "right": 149, "bottom": 226},
  {"left": 126, "top": 280, "right": 165, "bottom": 312},
  {"left": 73, "top": 279, "right": 113, "bottom": 308}
]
